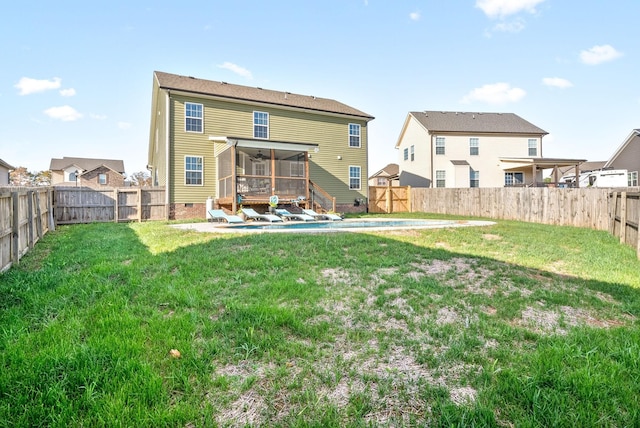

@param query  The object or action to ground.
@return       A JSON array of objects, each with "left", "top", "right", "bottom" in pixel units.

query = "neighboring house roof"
[
  {"left": 369, "top": 163, "right": 399, "bottom": 179},
  {"left": 396, "top": 111, "right": 547, "bottom": 147},
  {"left": 555, "top": 161, "right": 607, "bottom": 177},
  {"left": 154, "top": 71, "right": 374, "bottom": 120},
  {"left": 49, "top": 157, "right": 125, "bottom": 173},
  {"left": 0, "top": 158, "right": 15, "bottom": 170},
  {"left": 604, "top": 129, "right": 640, "bottom": 169}
]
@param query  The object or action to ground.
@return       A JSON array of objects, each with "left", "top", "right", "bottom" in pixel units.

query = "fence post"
[
  {"left": 35, "top": 190, "right": 43, "bottom": 239},
  {"left": 11, "top": 192, "right": 19, "bottom": 266},
  {"left": 619, "top": 192, "right": 627, "bottom": 244},
  {"left": 609, "top": 191, "right": 617, "bottom": 235},
  {"left": 385, "top": 185, "right": 392, "bottom": 213},
  {"left": 114, "top": 188, "right": 119, "bottom": 223},
  {"left": 407, "top": 186, "right": 412, "bottom": 213},
  {"left": 27, "top": 191, "right": 34, "bottom": 249},
  {"left": 137, "top": 188, "right": 142, "bottom": 222}
]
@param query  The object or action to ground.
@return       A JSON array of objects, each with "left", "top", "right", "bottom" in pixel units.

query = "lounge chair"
[
  {"left": 302, "top": 208, "right": 342, "bottom": 221},
  {"left": 241, "top": 208, "right": 283, "bottom": 222},
  {"left": 207, "top": 209, "right": 245, "bottom": 224},
  {"left": 275, "top": 208, "right": 315, "bottom": 222}
]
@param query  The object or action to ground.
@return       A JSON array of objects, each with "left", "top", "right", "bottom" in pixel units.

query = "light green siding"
[{"left": 158, "top": 92, "right": 369, "bottom": 204}]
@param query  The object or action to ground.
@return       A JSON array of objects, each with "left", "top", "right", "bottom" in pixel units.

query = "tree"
[
  {"left": 9, "top": 167, "right": 51, "bottom": 186},
  {"left": 129, "top": 171, "right": 152, "bottom": 187}
]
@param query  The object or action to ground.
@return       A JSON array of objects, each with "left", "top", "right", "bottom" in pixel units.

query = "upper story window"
[
  {"left": 185, "top": 156, "right": 203, "bottom": 185},
  {"left": 435, "top": 137, "right": 445, "bottom": 155},
  {"left": 629, "top": 171, "right": 638, "bottom": 186},
  {"left": 349, "top": 124, "right": 361, "bottom": 148},
  {"left": 377, "top": 177, "right": 387, "bottom": 186},
  {"left": 528, "top": 139, "right": 537, "bottom": 156},
  {"left": 470, "top": 138, "right": 479, "bottom": 156},
  {"left": 98, "top": 173, "right": 107, "bottom": 185},
  {"left": 185, "top": 102, "right": 203, "bottom": 133},
  {"left": 403, "top": 148, "right": 408, "bottom": 161},
  {"left": 435, "top": 170, "right": 446, "bottom": 188},
  {"left": 410, "top": 145, "right": 415, "bottom": 161},
  {"left": 253, "top": 111, "right": 269, "bottom": 139},
  {"left": 470, "top": 170, "right": 480, "bottom": 188},
  {"left": 349, "top": 165, "right": 361, "bottom": 190}
]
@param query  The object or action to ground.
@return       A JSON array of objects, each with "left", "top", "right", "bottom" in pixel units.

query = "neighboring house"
[
  {"left": 49, "top": 157, "right": 125, "bottom": 188},
  {"left": 604, "top": 129, "right": 640, "bottom": 186},
  {"left": 553, "top": 161, "right": 607, "bottom": 180},
  {"left": 0, "top": 159, "right": 15, "bottom": 185},
  {"left": 395, "top": 111, "right": 584, "bottom": 188},
  {"left": 147, "top": 71, "right": 374, "bottom": 219},
  {"left": 368, "top": 163, "right": 399, "bottom": 187}
]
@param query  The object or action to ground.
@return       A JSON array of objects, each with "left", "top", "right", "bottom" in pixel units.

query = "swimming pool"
[{"left": 173, "top": 218, "right": 495, "bottom": 233}]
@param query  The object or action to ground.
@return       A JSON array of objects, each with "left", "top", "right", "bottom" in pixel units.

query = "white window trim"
[
  {"left": 252, "top": 161, "right": 267, "bottom": 176},
  {"left": 349, "top": 165, "right": 361, "bottom": 190},
  {"left": 98, "top": 173, "right": 107, "bottom": 185},
  {"left": 253, "top": 111, "right": 269, "bottom": 139},
  {"left": 185, "top": 155, "right": 204, "bottom": 186},
  {"left": 290, "top": 162, "right": 304, "bottom": 177},
  {"left": 435, "top": 170, "right": 446, "bottom": 188},
  {"left": 435, "top": 137, "right": 445, "bottom": 155},
  {"left": 403, "top": 147, "right": 408, "bottom": 161},
  {"left": 348, "top": 123, "right": 361, "bottom": 148},
  {"left": 185, "top": 102, "right": 203, "bottom": 134},
  {"left": 528, "top": 139, "right": 537, "bottom": 156}
]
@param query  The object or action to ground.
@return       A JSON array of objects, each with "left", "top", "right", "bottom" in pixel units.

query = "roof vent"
[
  {"left": 221, "top": 81, "right": 227, "bottom": 85},
  {"left": 472, "top": 114, "right": 476, "bottom": 119}
]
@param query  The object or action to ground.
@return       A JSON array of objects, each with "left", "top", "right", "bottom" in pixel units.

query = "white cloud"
[
  {"left": 217, "top": 62, "right": 253, "bottom": 79},
  {"left": 409, "top": 11, "right": 421, "bottom": 21},
  {"left": 476, "top": 0, "right": 545, "bottom": 18},
  {"left": 542, "top": 77, "right": 573, "bottom": 88},
  {"left": 89, "top": 113, "right": 107, "bottom": 120},
  {"left": 44, "top": 105, "right": 82, "bottom": 121},
  {"left": 15, "top": 77, "right": 62, "bottom": 95},
  {"left": 117, "top": 121, "right": 132, "bottom": 130},
  {"left": 59, "top": 88, "right": 76, "bottom": 97},
  {"left": 461, "top": 82, "right": 526, "bottom": 104},
  {"left": 492, "top": 18, "right": 525, "bottom": 33},
  {"left": 580, "top": 44, "right": 623, "bottom": 65}
]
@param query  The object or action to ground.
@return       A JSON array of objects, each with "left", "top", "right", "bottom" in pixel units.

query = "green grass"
[{"left": 1, "top": 215, "right": 639, "bottom": 427}]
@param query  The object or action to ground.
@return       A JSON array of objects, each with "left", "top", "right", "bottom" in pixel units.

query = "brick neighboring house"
[
  {"left": 49, "top": 157, "right": 126, "bottom": 188},
  {"left": 0, "top": 158, "right": 15, "bottom": 185},
  {"left": 368, "top": 163, "right": 399, "bottom": 187}
]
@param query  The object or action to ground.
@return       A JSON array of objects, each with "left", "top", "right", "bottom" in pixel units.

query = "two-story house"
[
  {"left": 395, "top": 111, "right": 581, "bottom": 188},
  {"left": 49, "top": 157, "right": 126, "bottom": 188},
  {"left": 147, "top": 71, "right": 374, "bottom": 219},
  {"left": 604, "top": 129, "right": 640, "bottom": 187}
]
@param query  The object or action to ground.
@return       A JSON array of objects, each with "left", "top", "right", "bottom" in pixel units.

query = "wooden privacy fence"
[
  {"left": 53, "top": 187, "right": 167, "bottom": 224},
  {"left": 411, "top": 187, "right": 614, "bottom": 230},
  {"left": 610, "top": 191, "right": 640, "bottom": 258},
  {"left": 0, "top": 187, "right": 54, "bottom": 272}
]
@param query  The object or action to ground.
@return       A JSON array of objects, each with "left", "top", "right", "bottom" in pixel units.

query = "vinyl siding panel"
[
  {"left": 610, "top": 135, "right": 640, "bottom": 173},
  {"left": 169, "top": 94, "right": 368, "bottom": 204}
]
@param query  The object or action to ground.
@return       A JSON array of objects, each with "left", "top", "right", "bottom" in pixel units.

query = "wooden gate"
[{"left": 368, "top": 186, "right": 411, "bottom": 213}]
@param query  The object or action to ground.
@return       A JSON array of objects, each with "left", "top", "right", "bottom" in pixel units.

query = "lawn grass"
[{"left": 1, "top": 215, "right": 639, "bottom": 427}]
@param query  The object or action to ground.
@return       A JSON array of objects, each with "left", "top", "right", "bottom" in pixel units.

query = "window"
[
  {"left": 436, "top": 137, "right": 445, "bottom": 155},
  {"left": 98, "top": 173, "right": 107, "bottom": 185},
  {"left": 377, "top": 177, "right": 387, "bottom": 186},
  {"left": 69, "top": 172, "right": 77, "bottom": 182},
  {"left": 470, "top": 170, "right": 480, "bottom": 188},
  {"left": 253, "top": 111, "right": 269, "bottom": 139},
  {"left": 436, "top": 170, "right": 446, "bottom": 188},
  {"left": 253, "top": 161, "right": 267, "bottom": 176},
  {"left": 290, "top": 163, "right": 304, "bottom": 177},
  {"left": 505, "top": 172, "right": 524, "bottom": 186},
  {"left": 403, "top": 148, "right": 408, "bottom": 161},
  {"left": 629, "top": 171, "right": 638, "bottom": 186},
  {"left": 349, "top": 124, "right": 361, "bottom": 148},
  {"left": 349, "top": 166, "right": 361, "bottom": 189},
  {"left": 410, "top": 145, "right": 415, "bottom": 161},
  {"left": 528, "top": 139, "right": 537, "bottom": 156},
  {"left": 185, "top": 156, "right": 203, "bottom": 185},
  {"left": 185, "top": 102, "right": 203, "bottom": 133},
  {"left": 470, "top": 138, "right": 479, "bottom": 156}
]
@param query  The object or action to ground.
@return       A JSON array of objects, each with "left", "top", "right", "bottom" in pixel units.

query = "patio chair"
[
  {"left": 207, "top": 209, "right": 245, "bottom": 224},
  {"left": 241, "top": 207, "right": 283, "bottom": 222},
  {"left": 302, "top": 208, "right": 342, "bottom": 221},
  {"left": 275, "top": 208, "right": 315, "bottom": 222}
]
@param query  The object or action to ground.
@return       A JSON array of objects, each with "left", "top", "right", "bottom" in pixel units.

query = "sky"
[{"left": 1, "top": 0, "right": 639, "bottom": 177}]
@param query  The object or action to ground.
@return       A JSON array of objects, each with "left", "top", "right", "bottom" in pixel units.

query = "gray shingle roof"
[
  {"left": 155, "top": 71, "right": 374, "bottom": 120},
  {"left": 410, "top": 111, "right": 548, "bottom": 135},
  {"left": 0, "top": 158, "right": 15, "bottom": 170},
  {"left": 49, "top": 157, "right": 125, "bottom": 173}
]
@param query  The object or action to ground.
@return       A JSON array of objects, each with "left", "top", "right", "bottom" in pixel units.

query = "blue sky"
[{"left": 1, "top": 0, "right": 639, "bottom": 176}]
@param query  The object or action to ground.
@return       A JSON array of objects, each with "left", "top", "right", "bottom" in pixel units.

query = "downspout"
[
  {"left": 430, "top": 133, "right": 435, "bottom": 188},
  {"left": 165, "top": 90, "right": 170, "bottom": 219}
]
